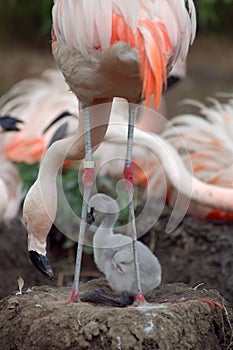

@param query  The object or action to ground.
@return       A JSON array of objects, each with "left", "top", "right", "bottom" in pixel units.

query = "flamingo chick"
[{"left": 88, "top": 193, "right": 161, "bottom": 303}]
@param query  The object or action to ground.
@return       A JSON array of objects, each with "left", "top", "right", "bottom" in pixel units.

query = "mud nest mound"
[
  {"left": 1, "top": 205, "right": 233, "bottom": 349},
  {"left": 0, "top": 279, "right": 232, "bottom": 350}
]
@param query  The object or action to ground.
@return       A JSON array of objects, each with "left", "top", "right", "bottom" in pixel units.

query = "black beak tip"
[
  {"left": 28, "top": 251, "right": 54, "bottom": 281},
  {"left": 87, "top": 207, "right": 95, "bottom": 225},
  {"left": 0, "top": 115, "right": 23, "bottom": 131}
]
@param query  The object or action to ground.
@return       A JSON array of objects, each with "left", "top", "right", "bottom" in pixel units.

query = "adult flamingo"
[
  {"left": 155, "top": 96, "right": 233, "bottom": 221},
  {"left": 23, "top": 0, "right": 196, "bottom": 304},
  {"left": 0, "top": 69, "right": 78, "bottom": 164},
  {"left": 99, "top": 96, "right": 233, "bottom": 222},
  {"left": 0, "top": 116, "right": 23, "bottom": 220}
]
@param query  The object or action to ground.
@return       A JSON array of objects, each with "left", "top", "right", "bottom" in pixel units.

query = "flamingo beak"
[
  {"left": 28, "top": 251, "right": 54, "bottom": 280},
  {"left": 0, "top": 115, "right": 23, "bottom": 131},
  {"left": 4, "top": 137, "right": 46, "bottom": 164}
]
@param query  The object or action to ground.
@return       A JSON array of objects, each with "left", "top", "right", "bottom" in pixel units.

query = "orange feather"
[{"left": 111, "top": 13, "right": 172, "bottom": 108}]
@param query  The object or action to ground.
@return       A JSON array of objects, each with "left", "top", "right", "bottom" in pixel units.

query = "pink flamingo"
[
  {"left": 157, "top": 96, "right": 233, "bottom": 221},
  {"left": 23, "top": 0, "right": 196, "bottom": 304},
  {"left": 0, "top": 121, "right": 23, "bottom": 220},
  {"left": 112, "top": 96, "right": 232, "bottom": 221},
  {"left": 0, "top": 70, "right": 78, "bottom": 221},
  {"left": 0, "top": 69, "right": 78, "bottom": 164},
  {"left": 0, "top": 116, "right": 22, "bottom": 220},
  {"left": 137, "top": 56, "right": 187, "bottom": 133}
]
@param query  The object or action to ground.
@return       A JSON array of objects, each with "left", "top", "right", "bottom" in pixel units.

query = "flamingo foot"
[
  {"left": 133, "top": 292, "right": 147, "bottom": 306},
  {"left": 51, "top": 287, "right": 80, "bottom": 306}
]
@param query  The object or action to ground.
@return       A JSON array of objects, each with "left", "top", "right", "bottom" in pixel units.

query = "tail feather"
[
  {"left": 111, "top": 13, "right": 172, "bottom": 107},
  {"left": 52, "top": 0, "right": 196, "bottom": 106}
]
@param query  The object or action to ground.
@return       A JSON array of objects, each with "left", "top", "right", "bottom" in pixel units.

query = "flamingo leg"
[
  {"left": 71, "top": 104, "right": 95, "bottom": 302},
  {"left": 53, "top": 104, "right": 95, "bottom": 305},
  {"left": 123, "top": 104, "right": 146, "bottom": 305}
]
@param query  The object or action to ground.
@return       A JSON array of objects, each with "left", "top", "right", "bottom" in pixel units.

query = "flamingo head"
[
  {"left": 88, "top": 193, "right": 119, "bottom": 231},
  {"left": 23, "top": 180, "right": 55, "bottom": 280}
]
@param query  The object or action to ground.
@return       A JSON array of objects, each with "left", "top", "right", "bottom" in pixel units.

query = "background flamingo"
[
  {"left": 0, "top": 156, "right": 22, "bottom": 220},
  {"left": 0, "top": 69, "right": 78, "bottom": 220},
  {"left": 0, "top": 115, "right": 23, "bottom": 220},
  {"left": 0, "top": 69, "right": 78, "bottom": 164},
  {"left": 156, "top": 95, "right": 233, "bottom": 221}
]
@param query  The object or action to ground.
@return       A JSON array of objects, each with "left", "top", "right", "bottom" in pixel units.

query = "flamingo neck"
[
  {"left": 38, "top": 135, "right": 81, "bottom": 178},
  {"left": 95, "top": 212, "right": 118, "bottom": 234}
]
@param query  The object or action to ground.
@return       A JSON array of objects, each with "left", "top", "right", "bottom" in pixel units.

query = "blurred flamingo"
[
  {"left": 0, "top": 156, "right": 22, "bottom": 220},
  {"left": 0, "top": 69, "right": 79, "bottom": 164},
  {"left": 156, "top": 95, "right": 233, "bottom": 221},
  {"left": 106, "top": 96, "right": 233, "bottom": 222},
  {"left": 0, "top": 69, "right": 79, "bottom": 221},
  {"left": 23, "top": 0, "right": 196, "bottom": 304},
  {"left": 0, "top": 115, "right": 23, "bottom": 220}
]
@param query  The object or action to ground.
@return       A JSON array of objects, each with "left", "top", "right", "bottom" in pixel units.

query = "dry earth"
[
  {"left": 0, "top": 203, "right": 233, "bottom": 349},
  {"left": 0, "top": 280, "right": 232, "bottom": 350}
]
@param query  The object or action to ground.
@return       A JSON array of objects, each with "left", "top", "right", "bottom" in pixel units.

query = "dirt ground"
[
  {"left": 0, "top": 280, "right": 232, "bottom": 350},
  {"left": 0, "top": 33, "right": 233, "bottom": 349},
  {"left": 0, "top": 205, "right": 233, "bottom": 349}
]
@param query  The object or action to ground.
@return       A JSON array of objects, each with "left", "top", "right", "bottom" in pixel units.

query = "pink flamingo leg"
[
  {"left": 124, "top": 105, "right": 146, "bottom": 306},
  {"left": 72, "top": 104, "right": 95, "bottom": 301},
  {"left": 53, "top": 104, "right": 95, "bottom": 305}
]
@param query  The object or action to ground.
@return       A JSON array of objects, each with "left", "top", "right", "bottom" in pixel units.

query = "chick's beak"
[{"left": 87, "top": 207, "right": 95, "bottom": 225}]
